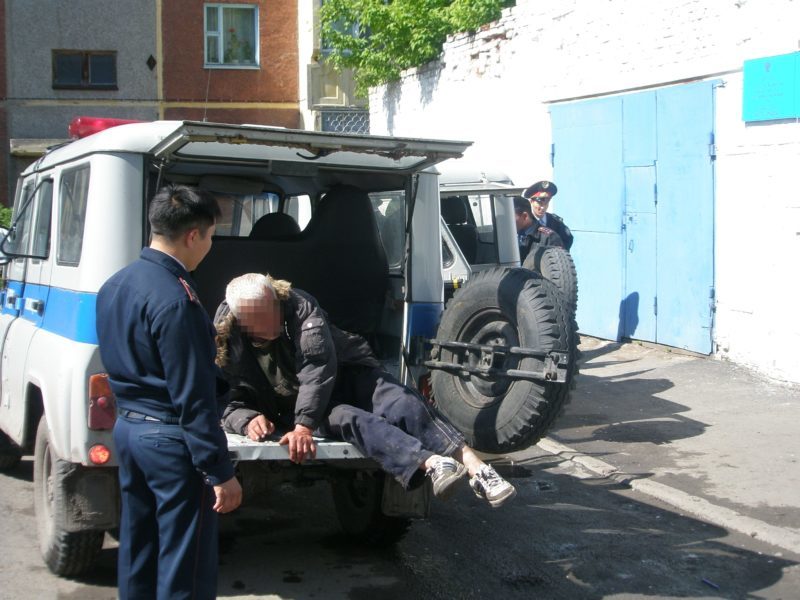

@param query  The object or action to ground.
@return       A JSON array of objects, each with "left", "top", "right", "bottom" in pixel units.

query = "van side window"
[
  {"left": 213, "top": 192, "right": 280, "bottom": 237},
  {"left": 3, "top": 180, "right": 36, "bottom": 255},
  {"left": 57, "top": 165, "right": 90, "bottom": 266},
  {"left": 31, "top": 180, "right": 54, "bottom": 258},
  {"left": 370, "top": 192, "right": 405, "bottom": 268}
]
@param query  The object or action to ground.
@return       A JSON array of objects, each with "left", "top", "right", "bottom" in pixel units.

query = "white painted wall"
[
  {"left": 297, "top": 0, "right": 317, "bottom": 130},
  {"left": 370, "top": 0, "right": 800, "bottom": 383}
]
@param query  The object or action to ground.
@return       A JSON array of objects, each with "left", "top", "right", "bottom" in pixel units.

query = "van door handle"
[{"left": 30, "top": 299, "right": 44, "bottom": 314}]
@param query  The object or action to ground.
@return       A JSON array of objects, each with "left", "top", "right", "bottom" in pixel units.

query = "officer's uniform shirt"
[
  {"left": 96, "top": 247, "right": 234, "bottom": 485},
  {"left": 518, "top": 223, "right": 537, "bottom": 261}
]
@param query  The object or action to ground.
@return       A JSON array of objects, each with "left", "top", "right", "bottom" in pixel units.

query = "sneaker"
[
  {"left": 426, "top": 456, "right": 467, "bottom": 499},
  {"left": 469, "top": 464, "right": 516, "bottom": 508}
]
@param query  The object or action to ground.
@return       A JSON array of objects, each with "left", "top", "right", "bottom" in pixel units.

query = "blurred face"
[
  {"left": 236, "top": 291, "right": 283, "bottom": 341},
  {"left": 530, "top": 196, "right": 550, "bottom": 219}
]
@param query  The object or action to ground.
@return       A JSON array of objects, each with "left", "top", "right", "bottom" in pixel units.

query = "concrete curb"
[{"left": 537, "top": 437, "right": 800, "bottom": 556}]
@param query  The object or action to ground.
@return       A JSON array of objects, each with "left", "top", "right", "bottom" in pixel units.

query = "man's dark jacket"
[
  {"left": 541, "top": 213, "right": 573, "bottom": 250},
  {"left": 214, "top": 288, "right": 380, "bottom": 435}
]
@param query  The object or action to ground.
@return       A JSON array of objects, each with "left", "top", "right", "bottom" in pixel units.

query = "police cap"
[{"left": 522, "top": 180, "right": 558, "bottom": 201}]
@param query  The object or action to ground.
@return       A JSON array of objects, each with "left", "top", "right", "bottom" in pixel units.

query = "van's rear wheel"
[
  {"left": 432, "top": 268, "right": 574, "bottom": 453},
  {"left": 330, "top": 471, "right": 411, "bottom": 547},
  {"left": 0, "top": 430, "right": 23, "bottom": 470},
  {"left": 34, "top": 416, "right": 104, "bottom": 576}
]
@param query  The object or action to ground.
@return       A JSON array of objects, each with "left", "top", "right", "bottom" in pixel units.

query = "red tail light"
[
  {"left": 89, "top": 444, "right": 112, "bottom": 465},
  {"left": 419, "top": 373, "right": 433, "bottom": 404},
  {"left": 68, "top": 116, "right": 143, "bottom": 139},
  {"left": 88, "top": 373, "right": 116, "bottom": 430}
]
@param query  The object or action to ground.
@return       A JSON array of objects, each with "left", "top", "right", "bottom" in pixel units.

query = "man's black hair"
[
  {"left": 149, "top": 184, "right": 222, "bottom": 240},
  {"left": 513, "top": 195, "right": 533, "bottom": 218}
]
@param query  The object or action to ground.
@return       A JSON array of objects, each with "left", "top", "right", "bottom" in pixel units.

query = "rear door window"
[{"left": 57, "top": 165, "right": 91, "bottom": 266}]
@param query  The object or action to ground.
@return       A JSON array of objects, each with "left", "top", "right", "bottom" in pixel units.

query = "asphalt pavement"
[{"left": 514, "top": 336, "right": 800, "bottom": 557}]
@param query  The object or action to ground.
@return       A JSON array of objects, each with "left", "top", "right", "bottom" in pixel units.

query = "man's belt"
[{"left": 118, "top": 409, "right": 179, "bottom": 424}]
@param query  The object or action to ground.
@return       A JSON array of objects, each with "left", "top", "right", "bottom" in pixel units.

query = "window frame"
[
  {"left": 204, "top": 3, "right": 260, "bottom": 69},
  {"left": 52, "top": 50, "right": 118, "bottom": 90}
]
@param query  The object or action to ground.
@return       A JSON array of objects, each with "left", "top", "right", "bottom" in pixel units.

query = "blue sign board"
[{"left": 742, "top": 52, "right": 800, "bottom": 121}]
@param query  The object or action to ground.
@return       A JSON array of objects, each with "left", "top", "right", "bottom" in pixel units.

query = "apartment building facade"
[{"left": 1, "top": 0, "right": 301, "bottom": 204}]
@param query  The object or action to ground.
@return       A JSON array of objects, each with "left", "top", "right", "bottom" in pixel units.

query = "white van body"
[
  {"left": 0, "top": 121, "right": 572, "bottom": 577},
  {"left": 437, "top": 160, "right": 524, "bottom": 294},
  {"left": 0, "top": 120, "right": 471, "bottom": 574}
]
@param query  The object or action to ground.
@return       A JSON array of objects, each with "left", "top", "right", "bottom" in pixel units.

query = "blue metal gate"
[{"left": 550, "top": 81, "right": 716, "bottom": 353}]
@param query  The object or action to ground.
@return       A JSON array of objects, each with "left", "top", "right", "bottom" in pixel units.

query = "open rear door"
[{"left": 150, "top": 121, "right": 471, "bottom": 173}]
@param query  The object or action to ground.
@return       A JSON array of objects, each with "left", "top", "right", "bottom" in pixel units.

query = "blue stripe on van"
[
  {"left": 0, "top": 280, "right": 25, "bottom": 317},
  {"left": 407, "top": 302, "right": 443, "bottom": 340},
  {"left": 2, "top": 280, "right": 98, "bottom": 344}
]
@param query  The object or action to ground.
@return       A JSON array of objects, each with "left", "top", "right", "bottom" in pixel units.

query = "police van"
[
  {"left": 437, "top": 162, "right": 579, "bottom": 317},
  {"left": 0, "top": 118, "right": 573, "bottom": 576}
]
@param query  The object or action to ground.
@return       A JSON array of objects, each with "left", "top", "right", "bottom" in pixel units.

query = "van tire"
[
  {"left": 432, "top": 268, "right": 574, "bottom": 453},
  {"left": 523, "top": 244, "right": 578, "bottom": 315},
  {"left": 34, "top": 416, "right": 104, "bottom": 576},
  {"left": 0, "top": 430, "right": 23, "bottom": 470},
  {"left": 330, "top": 471, "right": 411, "bottom": 546}
]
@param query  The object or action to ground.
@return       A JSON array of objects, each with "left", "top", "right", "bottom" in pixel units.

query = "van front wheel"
[{"left": 34, "top": 416, "right": 104, "bottom": 576}]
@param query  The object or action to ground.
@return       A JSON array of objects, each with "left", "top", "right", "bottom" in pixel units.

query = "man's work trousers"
[{"left": 319, "top": 366, "right": 465, "bottom": 489}]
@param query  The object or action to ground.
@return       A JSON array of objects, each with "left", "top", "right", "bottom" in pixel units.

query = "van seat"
[
  {"left": 249, "top": 212, "right": 300, "bottom": 239},
  {"left": 441, "top": 195, "right": 478, "bottom": 263},
  {"left": 194, "top": 185, "right": 389, "bottom": 335}
]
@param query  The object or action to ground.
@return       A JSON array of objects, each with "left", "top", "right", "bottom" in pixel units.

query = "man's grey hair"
[{"left": 225, "top": 273, "right": 291, "bottom": 317}]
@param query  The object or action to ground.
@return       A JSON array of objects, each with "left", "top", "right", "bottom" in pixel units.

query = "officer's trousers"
[
  {"left": 319, "top": 366, "right": 465, "bottom": 489},
  {"left": 114, "top": 415, "right": 219, "bottom": 600}
]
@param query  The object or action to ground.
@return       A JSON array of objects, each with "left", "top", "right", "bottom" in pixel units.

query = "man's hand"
[
  {"left": 279, "top": 424, "right": 316, "bottom": 464},
  {"left": 212, "top": 476, "right": 242, "bottom": 514},
  {"left": 246, "top": 414, "right": 275, "bottom": 441}
]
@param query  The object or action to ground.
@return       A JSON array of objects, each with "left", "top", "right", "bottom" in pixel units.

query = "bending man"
[{"left": 215, "top": 273, "right": 516, "bottom": 507}]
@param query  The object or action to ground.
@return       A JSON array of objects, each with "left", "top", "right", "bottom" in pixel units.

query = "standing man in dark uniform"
[
  {"left": 514, "top": 195, "right": 537, "bottom": 261},
  {"left": 522, "top": 180, "right": 574, "bottom": 250},
  {"left": 96, "top": 184, "right": 242, "bottom": 600}
]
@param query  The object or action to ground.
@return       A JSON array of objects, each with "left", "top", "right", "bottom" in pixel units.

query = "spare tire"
[
  {"left": 431, "top": 268, "right": 575, "bottom": 453},
  {"left": 523, "top": 243, "right": 578, "bottom": 316}
]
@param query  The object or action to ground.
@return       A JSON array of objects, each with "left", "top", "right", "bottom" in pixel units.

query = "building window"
[
  {"left": 205, "top": 4, "right": 258, "bottom": 67},
  {"left": 52, "top": 50, "right": 117, "bottom": 90}
]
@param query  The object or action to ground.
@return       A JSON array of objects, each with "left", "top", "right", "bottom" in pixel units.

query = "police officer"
[
  {"left": 514, "top": 195, "right": 537, "bottom": 261},
  {"left": 522, "top": 180, "right": 574, "bottom": 250},
  {"left": 96, "top": 184, "right": 242, "bottom": 600},
  {"left": 214, "top": 273, "right": 517, "bottom": 508}
]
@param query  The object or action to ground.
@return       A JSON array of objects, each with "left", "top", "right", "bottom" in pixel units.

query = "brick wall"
[{"left": 163, "top": 0, "right": 299, "bottom": 126}]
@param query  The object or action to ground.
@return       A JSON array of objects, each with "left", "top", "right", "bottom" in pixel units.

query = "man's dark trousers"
[
  {"left": 319, "top": 366, "right": 465, "bottom": 489},
  {"left": 115, "top": 415, "right": 218, "bottom": 600}
]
